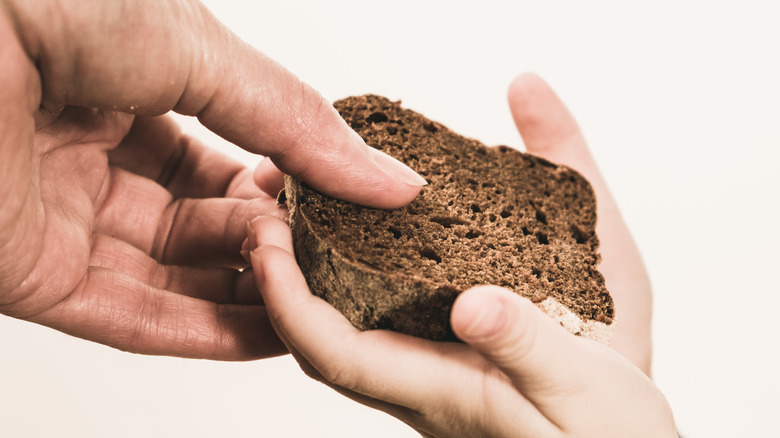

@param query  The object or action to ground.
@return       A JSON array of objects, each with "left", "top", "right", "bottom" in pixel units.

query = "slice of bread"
[{"left": 283, "top": 95, "right": 614, "bottom": 343}]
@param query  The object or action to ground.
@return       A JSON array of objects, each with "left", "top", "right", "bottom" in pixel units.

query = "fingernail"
[
  {"left": 250, "top": 249, "right": 265, "bottom": 287},
  {"left": 240, "top": 228, "right": 253, "bottom": 263},
  {"left": 368, "top": 147, "right": 428, "bottom": 187},
  {"left": 463, "top": 298, "right": 507, "bottom": 339},
  {"left": 246, "top": 218, "right": 260, "bottom": 252}
]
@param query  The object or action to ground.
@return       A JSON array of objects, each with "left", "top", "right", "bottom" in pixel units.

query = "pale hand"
[{"left": 249, "top": 73, "right": 675, "bottom": 435}]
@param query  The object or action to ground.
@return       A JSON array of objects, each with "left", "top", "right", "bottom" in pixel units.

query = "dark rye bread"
[{"left": 284, "top": 95, "right": 614, "bottom": 343}]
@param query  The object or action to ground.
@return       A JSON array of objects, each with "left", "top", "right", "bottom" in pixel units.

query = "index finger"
[{"left": 6, "top": 0, "right": 425, "bottom": 208}]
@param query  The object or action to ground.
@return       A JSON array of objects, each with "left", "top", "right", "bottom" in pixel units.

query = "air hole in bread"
[
  {"left": 420, "top": 247, "right": 442, "bottom": 263},
  {"left": 470, "top": 203, "right": 482, "bottom": 213},
  {"left": 366, "top": 111, "right": 388, "bottom": 124},
  {"left": 423, "top": 121, "right": 438, "bottom": 133},
  {"left": 570, "top": 225, "right": 588, "bottom": 244},
  {"left": 388, "top": 226, "right": 402, "bottom": 239},
  {"left": 535, "top": 231, "right": 549, "bottom": 245},
  {"left": 465, "top": 230, "right": 482, "bottom": 239},
  {"left": 429, "top": 216, "right": 467, "bottom": 228},
  {"left": 535, "top": 209, "right": 547, "bottom": 224},
  {"left": 500, "top": 209, "right": 512, "bottom": 218}
]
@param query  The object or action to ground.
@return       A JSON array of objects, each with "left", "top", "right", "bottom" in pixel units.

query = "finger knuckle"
[
  {"left": 317, "top": 359, "right": 357, "bottom": 389},
  {"left": 271, "top": 82, "right": 333, "bottom": 173}
]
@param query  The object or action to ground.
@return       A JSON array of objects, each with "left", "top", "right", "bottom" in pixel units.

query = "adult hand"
[
  {"left": 0, "top": 0, "right": 425, "bottom": 360},
  {"left": 249, "top": 73, "right": 672, "bottom": 435}
]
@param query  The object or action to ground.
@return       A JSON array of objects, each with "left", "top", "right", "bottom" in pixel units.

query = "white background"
[{"left": 2, "top": 1, "right": 779, "bottom": 436}]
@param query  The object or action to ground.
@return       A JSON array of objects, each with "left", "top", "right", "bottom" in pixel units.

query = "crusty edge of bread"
[
  {"left": 537, "top": 297, "right": 613, "bottom": 345},
  {"left": 284, "top": 175, "right": 613, "bottom": 344}
]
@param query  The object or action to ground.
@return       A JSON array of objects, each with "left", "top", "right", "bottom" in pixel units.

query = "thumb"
[
  {"left": 452, "top": 286, "right": 678, "bottom": 436},
  {"left": 451, "top": 286, "right": 584, "bottom": 399}
]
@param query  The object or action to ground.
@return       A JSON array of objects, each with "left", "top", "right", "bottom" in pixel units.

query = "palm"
[{"left": 0, "top": 107, "right": 287, "bottom": 360}]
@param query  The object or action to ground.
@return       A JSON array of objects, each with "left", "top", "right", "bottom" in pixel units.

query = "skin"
[
  {"left": 506, "top": 74, "right": 654, "bottom": 375},
  {"left": 1, "top": 0, "right": 670, "bottom": 432},
  {"left": 249, "top": 73, "right": 675, "bottom": 436},
  {"left": 0, "top": 0, "right": 424, "bottom": 360}
]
